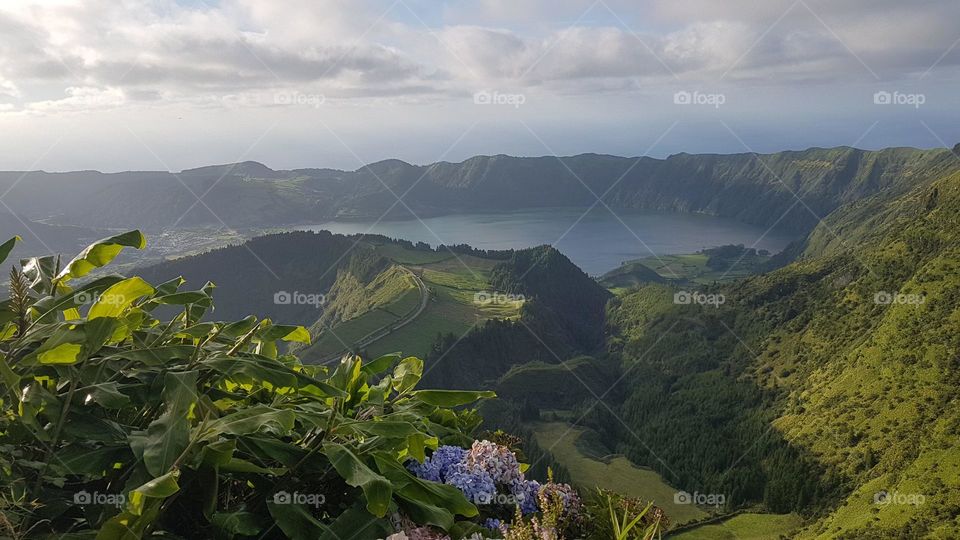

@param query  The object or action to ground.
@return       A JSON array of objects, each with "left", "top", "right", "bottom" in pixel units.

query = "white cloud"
[
  {"left": 0, "top": 0, "right": 956, "bottom": 115},
  {"left": 0, "top": 0, "right": 957, "bottom": 172}
]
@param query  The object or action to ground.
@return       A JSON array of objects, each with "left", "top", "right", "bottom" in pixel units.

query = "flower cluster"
[
  {"left": 405, "top": 440, "right": 584, "bottom": 540},
  {"left": 406, "top": 445, "right": 467, "bottom": 483},
  {"left": 511, "top": 478, "right": 541, "bottom": 515},
  {"left": 408, "top": 441, "right": 544, "bottom": 514},
  {"left": 445, "top": 462, "right": 496, "bottom": 504},
  {"left": 466, "top": 440, "right": 523, "bottom": 484}
]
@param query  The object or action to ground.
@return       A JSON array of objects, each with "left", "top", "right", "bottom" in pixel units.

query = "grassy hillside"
[
  {"left": 588, "top": 158, "right": 960, "bottom": 537},
  {"left": 600, "top": 245, "right": 774, "bottom": 289},
  {"left": 298, "top": 250, "right": 525, "bottom": 361}
]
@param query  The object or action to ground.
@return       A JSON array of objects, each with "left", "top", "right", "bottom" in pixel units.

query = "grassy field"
[
  {"left": 670, "top": 513, "right": 804, "bottom": 539},
  {"left": 366, "top": 253, "right": 522, "bottom": 358},
  {"left": 531, "top": 422, "right": 708, "bottom": 525},
  {"left": 305, "top": 246, "right": 524, "bottom": 360},
  {"left": 612, "top": 252, "right": 770, "bottom": 286},
  {"left": 307, "top": 287, "right": 421, "bottom": 357}
]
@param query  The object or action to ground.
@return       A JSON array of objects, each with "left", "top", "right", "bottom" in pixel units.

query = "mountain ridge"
[{"left": 2, "top": 145, "right": 957, "bottom": 238}]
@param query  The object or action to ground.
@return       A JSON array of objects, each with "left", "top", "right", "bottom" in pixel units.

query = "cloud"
[{"left": 0, "top": 0, "right": 956, "bottom": 116}]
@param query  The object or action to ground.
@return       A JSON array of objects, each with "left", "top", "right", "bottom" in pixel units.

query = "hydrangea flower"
[
  {"left": 406, "top": 445, "right": 468, "bottom": 483},
  {"left": 465, "top": 440, "right": 522, "bottom": 484},
  {"left": 510, "top": 478, "right": 541, "bottom": 515},
  {"left": 444, "top": 462, "right": 496, "bottom": 504}
]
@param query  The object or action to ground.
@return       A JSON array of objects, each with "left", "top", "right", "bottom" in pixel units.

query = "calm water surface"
[{"left": 304, "top": 207, "right": 797, "bottom": 276}]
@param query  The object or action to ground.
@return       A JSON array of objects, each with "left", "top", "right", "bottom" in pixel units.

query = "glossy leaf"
[
  {"left": 57, "top": 230, "right": 146, "bottom": 282},
  {"left": 323, "top": 442, "right": 393, "bottom": 517}
]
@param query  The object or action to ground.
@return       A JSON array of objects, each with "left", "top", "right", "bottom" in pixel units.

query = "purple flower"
[
  {"left": 444, "top": 462, "right": 496, "bottom": 504},
  {"left": 406, "top": 445, "right": 468, "bottom": 483},
  {"left": 511, "top": 479, "right": 541, "bottom": 515},
  {"left": 465, "top": 440, "right": 522, "bottom": 484}
]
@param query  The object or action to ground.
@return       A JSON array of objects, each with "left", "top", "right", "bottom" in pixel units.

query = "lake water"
[{"left": 304, "top": 207, "right": 797, "bottom": 276}]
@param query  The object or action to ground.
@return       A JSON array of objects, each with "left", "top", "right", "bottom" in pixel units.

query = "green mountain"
[
  {"left": 133, "top": 233, "right": 607, "bottom": 375},
  {"left": 578, "top": 152, "right": 960, "bottom": 537},
  {"left": 4, "top": 147, "right": 955, "bottom": 235}
]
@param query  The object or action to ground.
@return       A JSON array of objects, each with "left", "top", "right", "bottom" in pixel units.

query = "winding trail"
[{"left": 316, "top": 265, "right": 429, "bottom": 363}]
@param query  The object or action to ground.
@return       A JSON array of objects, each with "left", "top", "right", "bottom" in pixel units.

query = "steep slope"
[
  {"left": 597, "top": 158, "right": 960, "bottom": 537},
  {"left": 423, "top": 246, "right": 611, "bottom": 389}
]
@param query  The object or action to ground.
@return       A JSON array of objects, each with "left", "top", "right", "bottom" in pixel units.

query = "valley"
[{"left": 5, "top": 145, "right": 960, "bottom": 539}]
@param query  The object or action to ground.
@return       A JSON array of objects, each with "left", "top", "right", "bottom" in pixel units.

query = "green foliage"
[
  {"left": 0, "top": 233, "right": 496, "bottom": 539},
  {"left": 604, "top": 492, "right": 661, "bottom": 540}
]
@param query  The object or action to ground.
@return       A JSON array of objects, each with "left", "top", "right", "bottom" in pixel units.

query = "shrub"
[{"left": 0, "top": 233, "right": 496, "bottom": 539}]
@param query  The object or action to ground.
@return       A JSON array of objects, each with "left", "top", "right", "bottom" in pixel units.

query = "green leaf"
[
  {"left": 38, "top": 342, "right": 83, "bottom": 364},
  {"left": 88, "top": 277, "right": 154, "bottom": 319},
  {"left": 140, "top": 371, "right": 197, "bottom": 477},
  {"left": 268, "top": 502, "right": 334, "bottom": 540},
  {"left": 127, "top": 470, "right": 180, "bottom": 515},
  {"left": 57, "top": 230, "right": 146, "bottom": 282},
  {"left": 320, "top": 505, "right": 393, "bottom": 540},
  {"left": 83, "top": 382, "right": 131, "bottom": 409},
  {"left": 323, "top": 442, "right": 393, "bottom": 517},
  {"left": 406, "top": 433, "right": 430, "bottom": 463},
  {"left": 202, "top": 406, "right": 295, "bottom": 438},
  {"left": 412, "top": 390, "right": 496, "bottom": 407},
  {"left": 392, "top": 357, "right": 423, "bottom": 394},
  {"left": 257, "top": 323, "right": 311, "bottom": 344},
  {"left": 0, "top": 236, "right": 20, "bottom": 265},
  {"left": 199, "top": 439, "right": 236, "bottom": 468},
  {"left": 361, "top": 353, "right": 400, "bottom": 376},
  {"left": 21, "top": 255, "right": 57, "bottom": 290}
]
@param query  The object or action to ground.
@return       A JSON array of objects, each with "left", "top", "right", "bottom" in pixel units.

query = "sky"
[{"left": 0, "top": 0, "right": 958, "bottom": 172}]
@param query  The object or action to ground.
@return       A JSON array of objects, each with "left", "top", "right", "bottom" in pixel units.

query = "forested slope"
[{"left": 594, "top": 155, "right": 960, "bottom": 537}]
